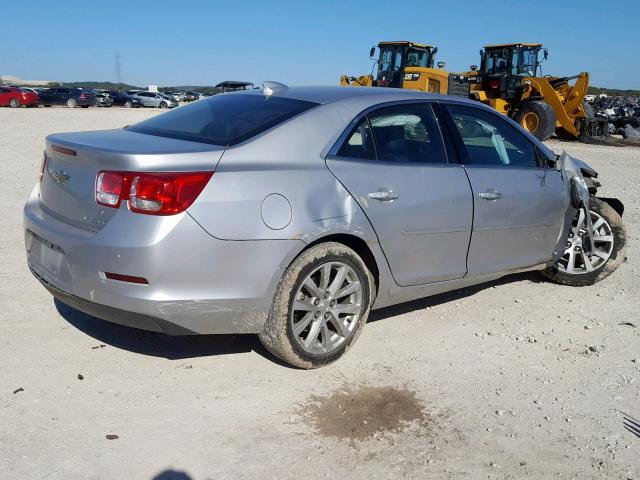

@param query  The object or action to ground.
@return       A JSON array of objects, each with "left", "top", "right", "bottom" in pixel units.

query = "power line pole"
[{"left": 115, "top": 52, "right": 122, "bottom": 89}]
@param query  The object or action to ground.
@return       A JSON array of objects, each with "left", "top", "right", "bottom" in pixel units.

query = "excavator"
[{"left": 340, "top": 41, "right": 607, "bottom": 141}]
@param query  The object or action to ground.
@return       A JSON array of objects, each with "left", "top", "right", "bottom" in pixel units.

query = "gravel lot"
[{"left": 1, "top": 107, "right": 638, "bottom": 479}]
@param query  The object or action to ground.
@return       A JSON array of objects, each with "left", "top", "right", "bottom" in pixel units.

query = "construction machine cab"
[
  {"left": 479, "top": 43, "right": 545, "bottom": 100},
  {"left": 374, "top": 42, "right": 436, "bottom": 88}
]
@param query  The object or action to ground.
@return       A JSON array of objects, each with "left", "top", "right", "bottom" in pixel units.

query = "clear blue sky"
[{"left": 1, "top": 0, "right": 638, "bottom": 89}]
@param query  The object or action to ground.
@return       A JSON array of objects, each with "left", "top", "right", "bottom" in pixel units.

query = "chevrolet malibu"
[{"left": 24, "top": 84, "right": 626, "bottom": 368}]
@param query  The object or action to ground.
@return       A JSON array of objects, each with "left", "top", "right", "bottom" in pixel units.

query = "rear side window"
[
  {"left": 337, "top": 118, "right": 376, "bottom": 160},
  {"left": 368, "top": 103, "right": 447, "bottom": 164},
  {"left": 129, "top": 94, "right": 318, "bottom": 146},
  {"left": 446, "top": 104, "right": 538, "bottom": 167}
]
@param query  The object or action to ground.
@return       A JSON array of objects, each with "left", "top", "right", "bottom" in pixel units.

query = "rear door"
[
  {"left": 442, "top": 102, "right": 565, "bottom": 275},
  {"left": 0, "top": 87, "right": 10, "bottom": 105},
  {"left": 326, "top": 102, "right": 473, "bottom": 286}
]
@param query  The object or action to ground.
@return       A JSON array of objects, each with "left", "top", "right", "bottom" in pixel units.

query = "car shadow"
[
  {"left": 54, "top": 271, "right": 543, "bottom": 362},
  {"left": 368, "top": 271, "right": 543, "bottom": 323},
  {"left": 54, "top": 298, "right": 278, "bottom": 362}
]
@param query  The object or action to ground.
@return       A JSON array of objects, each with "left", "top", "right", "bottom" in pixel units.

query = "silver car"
[
  {"left": 24, "top": 84, "right": 626, "bottom": 368},
  {"left": 129, "top": 91, "right": 178, "bottom": 108}
]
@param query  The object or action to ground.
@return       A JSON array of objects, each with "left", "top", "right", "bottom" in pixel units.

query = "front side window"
[
  {"left": 446, "top": 104, "right": 537, "bottom": 167},
  {"left": 484, "top": 49, "right": 509, "bottom": 75},
  {"left": 129, "top": 93, "right": 317, "bottom": 146},
  {"left": 368, "top": 104, "right": 447, "bottom": 164}
]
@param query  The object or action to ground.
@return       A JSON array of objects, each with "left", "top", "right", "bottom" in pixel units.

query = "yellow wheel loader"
[{"left": 341, "top": 42, "right": 607, "bottom": 141}]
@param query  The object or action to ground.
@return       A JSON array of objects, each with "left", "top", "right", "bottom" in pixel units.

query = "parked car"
[
  {"left": 182, "top": 91, "right": 199, "bottom": 102},
  {"left": 24, "top": 86, "right": 626, "bottom": 368},
  {"left": 39, "top": 88, "right": 97, "bottom": 108},
  {"left": 105, "top": 90, "right": 142, "bottom": 108},
  {"left": 0, "top": 86, "right": 40, "bottom": 107},
  {"left": 94, "top": 91, "right": 114, "bottom": 107},
  {"left": 129, "top": 91, "right": 178, "bottom": 108}
]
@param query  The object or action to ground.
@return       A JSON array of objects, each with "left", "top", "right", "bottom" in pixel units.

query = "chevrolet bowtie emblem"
[{"left": 51, "top": 170, "right": 71, "bottom": 184}]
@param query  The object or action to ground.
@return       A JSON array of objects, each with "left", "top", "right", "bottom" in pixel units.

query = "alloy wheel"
[
  {"left": 290, "top": 261, "right": 363, "bottom": 355},
  {"left": 557, "top": 208, "right": 614, "bottom": 275}
]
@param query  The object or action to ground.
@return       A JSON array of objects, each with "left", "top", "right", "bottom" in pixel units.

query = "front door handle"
[
  {"left": 368, "top": 190, "right": 399, "bottom": 201},
  {"left": 479, "top": 190, "right": 502, "bottom": 201}
]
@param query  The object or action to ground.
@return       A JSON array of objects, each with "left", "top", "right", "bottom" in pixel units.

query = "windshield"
[{"left": 128, "top": 93, "right": 318, "bottom": 146}]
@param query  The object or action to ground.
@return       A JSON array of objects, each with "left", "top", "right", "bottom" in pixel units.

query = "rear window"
[{"left": 128, "top": 94, "right": 318, "bottom": 146}]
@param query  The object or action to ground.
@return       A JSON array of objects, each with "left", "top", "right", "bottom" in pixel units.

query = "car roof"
[{"left": 238, "top": 85, "right": 481, "bottom": 107}]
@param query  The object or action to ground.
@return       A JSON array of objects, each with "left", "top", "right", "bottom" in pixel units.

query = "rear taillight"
[
  {"left": 96, "top": 171, "right": 212, "bottom": 215},
  {"left": 96, "top": 171, "right": 128, "bottom": 207},
  {"left": 39, "top": 151, "right": 47, "bottom": 182}
]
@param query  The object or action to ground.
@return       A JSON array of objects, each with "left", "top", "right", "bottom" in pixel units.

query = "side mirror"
[
  {"left": 479, "top": 49, "right": 484, "bottom": 58},
  {"left": 369, "top": 47, "right": 376, "bottom": 59},
  {"left": 470, "top": 65, "right": 478, "bottom": 71},
  {"left": 437, "top": 61, "right": 445, "bottom": 69},
  {"left": 543, "top": 49, "right": 548, "bottom": 60}
]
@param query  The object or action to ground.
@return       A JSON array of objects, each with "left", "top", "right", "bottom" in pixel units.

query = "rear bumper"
[
  {"left": 24, "top": 185, "right": 303, "bottom": 334},
  {"left": 32, "top": 268, "right": 194, "bottom": 334}
]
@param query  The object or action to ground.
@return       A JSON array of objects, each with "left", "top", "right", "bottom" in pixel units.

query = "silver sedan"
[
  {"left": 24, "top": 84, "right": 626, "bottom": 368},
  {"left": 128, "top": 91, "right": 178, "bottom": 108}
]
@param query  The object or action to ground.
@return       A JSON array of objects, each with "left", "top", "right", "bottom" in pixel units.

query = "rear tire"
[
  {"left": 67, "top": 98, "right": 77, "bottom": 108},
  {"left": 9, "top": 98, "right": 20, "bottom": 108},
  {"left": 124, "top": 101, "right": 132, "bottom": 108},
  {"left": 259, "top": 242, "right": 373, "bottom": 369},
  {"left": 514, "top": 100, "right": 557, "bottom": 140},
  {"left": 541, "top": 198, "right": 626, "bottom": 286}
]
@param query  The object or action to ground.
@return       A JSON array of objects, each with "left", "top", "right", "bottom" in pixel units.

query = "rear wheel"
[
  {"left": 515, "top": 100, "right": 556, "bottom": 140},
  {"left": 124, "top": 101, "right": 132, "bottom": 108},
  {"left": 259, "top": 242, "right": 373, "bottom": 369},
  {"left": 9, "top": 98, "right": 20, "bottom": 108},
  {"left": 67, "top": 98, "right": 77, "bottom": 108},
  {"left": 542, "top": 198, "right": 626, "bottom": 286}
]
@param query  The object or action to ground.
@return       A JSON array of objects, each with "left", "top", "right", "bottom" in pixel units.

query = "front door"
[
  {"left": 443, "top": 103, "right": 566, "bottom": 275},
  {"left": 326, "top": 102, "right": 473, "bottom": 286}
]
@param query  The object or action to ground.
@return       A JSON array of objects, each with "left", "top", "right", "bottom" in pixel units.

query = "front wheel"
[
  {"left": 124, "top": 101, "right": 132, "bottom": 108},
  {"left": 259, "top": 242, "right": 373, "bottom": 369},
  {"left": 514, "top": 100, "right": 557, "bottom": 141},
  {"left": 159, "top": 101, "right": 167, "bottom": 109},
  {"left": 542, "top": 198, "right": 626, "bottom": 286}
]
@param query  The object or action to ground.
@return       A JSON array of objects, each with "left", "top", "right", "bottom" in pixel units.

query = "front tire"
[
  {"left": 259, "top": 242, "right": 373, "bottom": 369},
  {"left": 514, "top": 100, "right": 557, "bottom": 140},
  {"left": 159, "top": 101, "right": 167, "bottom": 109},
  {"left": 124, "top": 101, "right": 132, "bottom": 108},
  {"left": 542, "top": 198, "right": 626, "bottom": 286}
]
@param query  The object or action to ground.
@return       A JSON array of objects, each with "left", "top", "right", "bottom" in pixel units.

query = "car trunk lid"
[{"left": 40, "top": 128, "right": 225, "bottom": 232}]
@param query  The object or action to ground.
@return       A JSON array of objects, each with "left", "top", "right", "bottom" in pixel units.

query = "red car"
[{"left": 0, "top": 86, "right": 40, "bottom": 107}]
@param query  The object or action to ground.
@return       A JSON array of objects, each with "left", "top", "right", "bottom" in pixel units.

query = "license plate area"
[{"left": 26, "top": 230, "right": 67, "bottom": 281}]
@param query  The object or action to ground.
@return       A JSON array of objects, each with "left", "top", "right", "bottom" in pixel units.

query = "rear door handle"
[
  {"left": 368, "top": 190, "right": 399, "bottom": 201},
  {"left": 479, "top": 190, "right": 502, "bottom": 200}
]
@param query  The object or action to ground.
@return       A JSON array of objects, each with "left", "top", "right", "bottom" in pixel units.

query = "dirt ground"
[{"left": 1, "top": 107, "right": 638, "bottom": 480}]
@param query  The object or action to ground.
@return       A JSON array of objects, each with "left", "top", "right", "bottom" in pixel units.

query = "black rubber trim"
[{"left": 31, "top": 268, "right": 195, "bottom": 335}]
